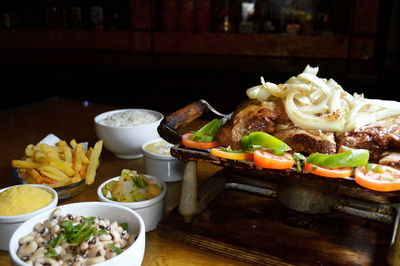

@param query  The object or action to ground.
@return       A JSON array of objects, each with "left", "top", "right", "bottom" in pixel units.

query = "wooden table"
[{"left": 0, "top": 98, "right": 249, "bottom": 266}]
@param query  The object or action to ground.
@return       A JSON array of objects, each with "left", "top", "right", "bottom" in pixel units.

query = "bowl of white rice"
[{"left": 94, "top": 109, "right": 164, "bottom": 159}]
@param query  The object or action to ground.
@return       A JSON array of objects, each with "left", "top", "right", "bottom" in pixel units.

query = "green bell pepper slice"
[
  {"left": 240, "top": 132, "right": 291, "bottom": 152},
  {"left": 306, "top": 149, "right": 370, "bottom": 168},
  {"left": 191, "top": 118, "right": 223, "bottom": 142}
]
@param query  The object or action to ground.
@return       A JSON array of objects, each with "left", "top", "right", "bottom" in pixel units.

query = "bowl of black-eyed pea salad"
[{"left": 8, "top": 202, "right": 145, "bottom": 266}]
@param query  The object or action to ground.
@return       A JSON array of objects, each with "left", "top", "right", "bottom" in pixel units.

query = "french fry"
[
  {"left": 70, "top": 139, "right": 78, "bottom": 149},
  {"left": 73, "top": 143, "right": 83, "bottom": 173},
  {"left": 39, "top": 165, "right": 69, "bottom": 181},
  {"left": 34, "top": 151, "right": 46, "bottom": 163},
  {"left": 56, "top": 140, "right": 68, "bottom": 147},
  {"left": 11, "top": 160, "right": 42, "bottom": 169},
  {"left": 80, "top": 149, "right": 90, "bottom": 164},
  {"left": 25, "top": 144, "right": 35, "bottom": 157},
  {"left": 63, "top": 146, "right": 73, "bottom": 163},
  {"left": 49, "top": 160, "right": 75, "bottom": 176},
  {"left": 13, "top": 138, "right": 103, "bottom": 188},
  {"left": 85, "top": 140, "right": 103, "bottom": 185},
  {"left": 79, "top": 163, "right": 88, "bottom": 178},
  {"left": 70, "top": 173, "right": 82, "bottom": 184},
  {"left": 37, "top": 143, "right": 52, "bottom": 153}
]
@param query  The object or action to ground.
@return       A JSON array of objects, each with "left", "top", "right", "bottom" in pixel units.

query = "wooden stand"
[{"left": 159, "top": 162, "right": 394, "bottom": 265}]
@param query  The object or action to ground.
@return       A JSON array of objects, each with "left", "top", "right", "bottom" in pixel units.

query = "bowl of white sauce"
[
  {"left": 95, "top": 109, "right": 163, "bottom": 159},
  {"left": 141, "top": 138, "right": 184, "bottom": 182}
]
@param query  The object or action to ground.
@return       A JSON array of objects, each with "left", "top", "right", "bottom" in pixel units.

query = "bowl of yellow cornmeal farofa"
[{"left": 0, "top": 184, "right": 58, "bottom": 251}]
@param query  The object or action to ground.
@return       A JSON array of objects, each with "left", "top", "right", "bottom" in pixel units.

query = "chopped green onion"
[
  {"left": 221, "top": 146, "right": 246, "bottom": 153},
  {"left": 109, "top": 243, "right": 124, "bottom": 255},
  {"left": 120, "top": 222, "right": 129, "bottom": 231}
]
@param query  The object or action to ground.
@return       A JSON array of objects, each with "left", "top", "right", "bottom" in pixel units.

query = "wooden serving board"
[{"left": 158, "top": 183, "right": 392, "bottom": 266}]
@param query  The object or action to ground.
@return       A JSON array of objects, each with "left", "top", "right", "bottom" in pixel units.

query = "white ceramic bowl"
[
  {"left": 141, "top": 137, "right": 184, "bottom": 182},
  {"left": 94, "top": 109, "right": 164, "bottom": 159},
  {"left": 9, "top": 202, "right": 145, "bottom": 266},
  {"left": 97, "top": 175, "right": 166, "bottom": 232},
  {"left": 0, "top": 184, "right": 58, "bottom": 251}
]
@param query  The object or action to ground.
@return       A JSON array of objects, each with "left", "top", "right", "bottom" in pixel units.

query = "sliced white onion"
[
  {"left": 328, "top": 89, "right": 341, "bottom": 114},
  {"left": 246, "top": 85, "right": 262, "bottom": 99},
  {"left": 256, "top": 86, "right": 271, "bottom": 101},
  {"left": 297, "top": 73, "right": 331, "bottom": 94},
  {"left": 285, "top": 90, "right": 345, "bottom": 132},
  {"left": 246, "top": 65, "right": 400, "bottom": 132},
  {"left": 303, "top": 64, "right": 319, "bottom": 75}
]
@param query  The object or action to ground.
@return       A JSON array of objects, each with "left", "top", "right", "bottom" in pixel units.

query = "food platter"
[
  {"left": 157, "top": 98, "right": 400, "bottom": 265},
  {"left": 158, "top": 99, "right": 400, "bottom": 204}
]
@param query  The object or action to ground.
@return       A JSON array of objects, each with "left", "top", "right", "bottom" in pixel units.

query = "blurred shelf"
[
  {"left": 153, "top": 32, "right": 350, "bottom": 59},
  {"left": 0, "top": 29, "right": 151, "bottom": 52}
]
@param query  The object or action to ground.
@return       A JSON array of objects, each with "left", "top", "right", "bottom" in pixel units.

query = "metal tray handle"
[{"left": 158, "top": 99, "right": 227, "bottom": 144}]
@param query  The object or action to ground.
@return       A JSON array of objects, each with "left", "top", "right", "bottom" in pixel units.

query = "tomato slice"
[
  {"left": 253, "top": 149, "right": 295, "bottom": 170},
  {"left": 354, "top": 164, "right": 400, "bottom": 192},
  {"left": 303, "top": 162, "right": 353, "bottom": 178},
  {"left": 181, "top": 132, "right": 220, "bottom": 149},
  {"left": 210, "top": 148, "right": 253, "bottom": 161}
]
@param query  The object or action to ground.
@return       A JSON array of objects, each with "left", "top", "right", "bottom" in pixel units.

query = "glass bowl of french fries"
[{"left": 11, "top": 134, "right": 103, "bottom": 201}]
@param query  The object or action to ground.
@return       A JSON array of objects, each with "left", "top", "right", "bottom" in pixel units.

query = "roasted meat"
[
  {"left": 337, "top": 115, "right": 400, "bottom": 162},
  {"left": 217, "top": 98, "right": 337, "bottom": 154},
  {"left": 217, "top": 99, "right": 288, "bottom": 150},
  {"left": 273, "top": 124, "right": 336, "bottom": 154},
  {"left": 218, "top": 99, "right": 400, "bottom": 167}
]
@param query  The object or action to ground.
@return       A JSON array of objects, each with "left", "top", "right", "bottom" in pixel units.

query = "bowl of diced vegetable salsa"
[{"left": 97, "top": 169, "right": 166, "bottom": 232}]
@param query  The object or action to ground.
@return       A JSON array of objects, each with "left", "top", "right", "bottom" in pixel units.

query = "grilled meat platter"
[{"left": 158, "top": 65, "right": 400, "bottom": 195}]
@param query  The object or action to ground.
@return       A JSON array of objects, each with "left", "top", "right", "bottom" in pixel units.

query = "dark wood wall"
[{"left": 0, "top": 0, "right": 398, "bottom": 113}]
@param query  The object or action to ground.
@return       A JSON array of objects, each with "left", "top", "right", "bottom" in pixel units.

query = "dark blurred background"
[{"left": 0, "top": 0, "right": 399, "bottom": 115}]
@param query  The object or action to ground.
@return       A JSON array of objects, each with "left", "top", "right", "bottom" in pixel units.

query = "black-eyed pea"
[
  {"left": 119, "top": 239, "right": 129, "bottom": 249},
  {"left": 88, "top": 245, "right": 105, "bottom": 258},
  {"left": 58, "top": 252, "right": 74, "bottom": 264},
  {"left": 100, "top": 240, "right": 113, "bottom": 247},
  {"left": 109, "top": 221, "right": 118, "bottom": 230},
  {"left": 33, "top": 223, "right": 45, "bottom": 233},
  {"left": 50, "top": 224, "right": 60, "bottom": 235},
  {"left": 89, "top": 236, "right": 98, "bottom": 247},
  {"left": 98, "top": 219, "right": 107, "bottom": 228},
  {"left": 80, "top": 241, "right": 89, "bottom": 251},
  {"left": 54, "top": 246, "right": 66, "bottom": 257},
  {"left": 18, "top": 232, "right": 36, "bottom": 245},
  {"left": 116, "top": 226, "right": 123, "bottom": 234},
  {"left": 98, "top": 233, "right": 112, "bottom": 241},
  {"left": 86, "top": 255, "right": 105, "bottom": 265},
  {"left": 121, "top": 230, "right": 129, "bottom": 240},
  {"left": 17, "top": 241, "right": 38, "bottom": 258},
  {"left": 36, "top": 257, "right": 59, "bottom": 266},
  {"left": 110, "top": 230, "right": 120, "bottom": 243},
  {"left": 30, "top": 246, "right": 47, "bottom": 261},
  {"left": 105, "top": 250, "right": 117, "bottom": 260},
  {"left": 51, "top": 208, "right": 62, "bottom": 219},
  {"left": 43, "top": 219, "right": 58, "bottom": 229},
  {"left": 61, "top": 241, "right": 69, "bottom": 250},
  {"left": 23, "top": 259, "right": 33, "bottom": 266},
  {"left": 33, "top": 235, "right": 45, "bottom": 245}
]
